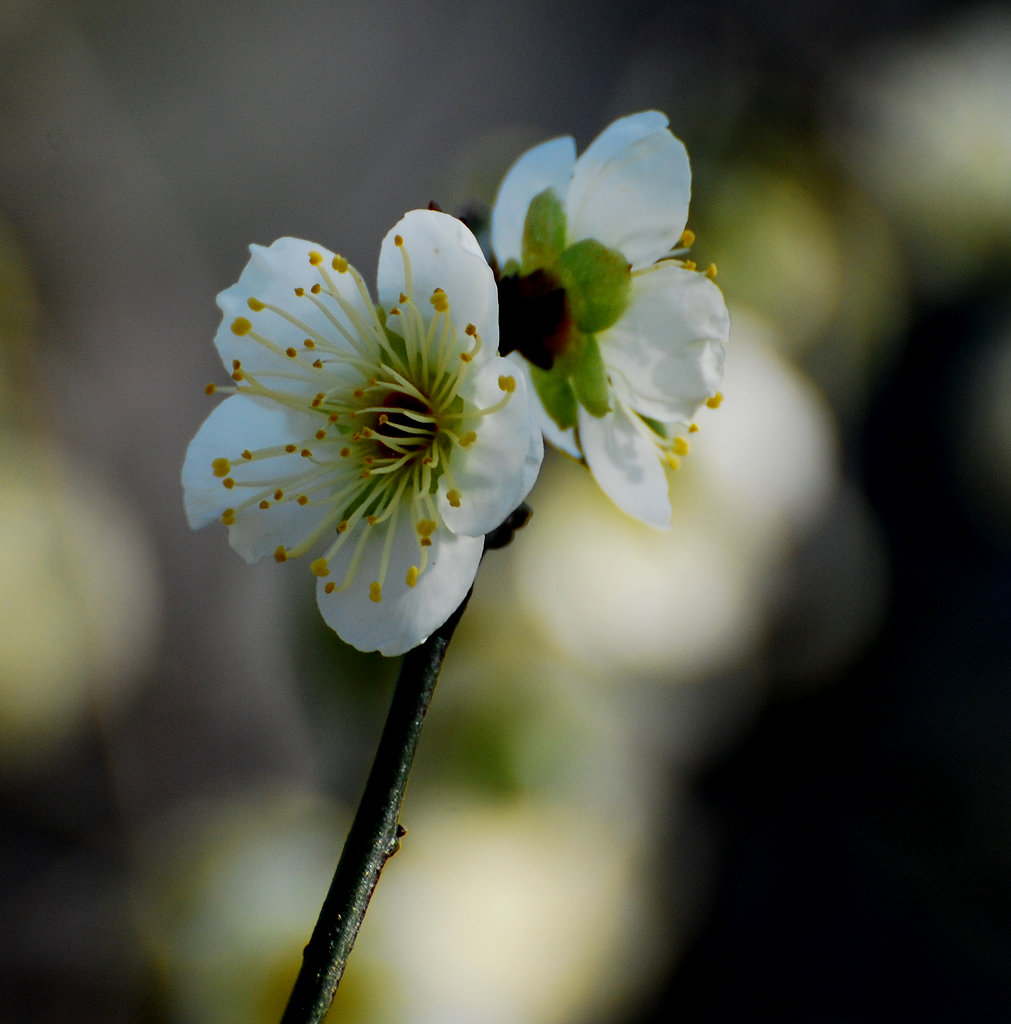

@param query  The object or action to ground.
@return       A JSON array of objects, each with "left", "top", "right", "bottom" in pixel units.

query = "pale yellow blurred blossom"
[{"left": 0, "top": 433, "right": 160, "bottom": 765}]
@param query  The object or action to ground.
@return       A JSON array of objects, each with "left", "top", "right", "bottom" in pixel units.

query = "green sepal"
[
  {"left": 530, "top": 363, "right": 578, "bottom": 431},
  {"left": 556, "top": 239, "right": 631, "bottom": 334},
  {"left": 571, "top": 334, "right": 611, "bottom": 417},
  {"left": 521, "top": 188, "right": 567, "bottom": 272},
  {"left": 640, "top": 415, "right": 668, "bottom": 438}
]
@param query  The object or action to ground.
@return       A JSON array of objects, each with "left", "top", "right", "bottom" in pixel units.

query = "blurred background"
[{"left": 2, "top": 0, "right": 1011, "bottom": 1020}]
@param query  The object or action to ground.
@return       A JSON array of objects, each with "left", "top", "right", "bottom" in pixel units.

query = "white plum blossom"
[
  {"left": 182, "top": 210, "right": 543, "bottom": 656},
  {"left": 491, "top": 110, "right": 729, "bottom": 529}
]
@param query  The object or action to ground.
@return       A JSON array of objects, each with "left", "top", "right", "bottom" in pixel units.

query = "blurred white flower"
[
  {"left": 183, "top": 210, "right": 542, "bottom": 655},
  {"left": 0, "top": 433, "right": 160, "bottom": 766},
  {"left": 834, "top": 9, "right": 1011, "bottom": 289},
  {"left": 492, "top": 110, "right": 728, "bottom": 528}
]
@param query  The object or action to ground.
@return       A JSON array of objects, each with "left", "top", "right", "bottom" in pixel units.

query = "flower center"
[{"left": 374, "top": 390, "right": 437, "bottom": 459}]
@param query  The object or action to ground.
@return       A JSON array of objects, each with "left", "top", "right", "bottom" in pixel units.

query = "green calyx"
[{"left": 511, "top": 188, "right": 633, "bottom": 428}]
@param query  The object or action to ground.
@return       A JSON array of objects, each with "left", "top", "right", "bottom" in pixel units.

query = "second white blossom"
[{"left": 492, "top": 110, "right": 729, "bottom": 529}]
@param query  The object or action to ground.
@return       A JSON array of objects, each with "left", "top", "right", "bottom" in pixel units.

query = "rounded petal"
[
  {"left": 436, "top": 356, "right": 544, "bottom": 536},
  {"left": 377, "top": 210, "right": 498, "bottom": 354},
  {"left": 316, "top": 520, "right": 484, "bottom": 656},
  {"left": 214, "top": 237, "right": 374, "bottom": 393},
  {"left": 602, "top": 264, "right": 728, "bottom": 422},
  {"left": 566, "top": 111, "right": 691, "bottom": 266},
  {"left": 490, "top": 135, "right": 577, "bottom": 267},
  {"left": 578, "top": 403, "right": 671, "bottom": 529},
  {"left": 182, "top": 393, "right": 336, "bottom": 562}
]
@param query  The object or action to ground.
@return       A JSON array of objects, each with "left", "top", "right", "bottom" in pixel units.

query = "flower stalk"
[{"left": 279, "top": 505, "right": 530, "bottom": 1024}]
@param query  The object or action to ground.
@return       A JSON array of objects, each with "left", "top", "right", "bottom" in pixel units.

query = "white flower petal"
[
  {"left": 566, "top": 111, "right": 691, "bottom": 267},
  {"left": 182, "top": 394, "right": 336, "bottom": 562},
  {"left": 490, "top": 135, "right": 577, "bottom": 267},
  {"left": 578, "top": 404, "right": 671, "bottom": 529},
  {"left": 316, "top": 521, "right": 484, "bottom": 656},
  {"left": 436, "top": 357, "right": 543, "bottom": 536},
  {"left": 215, "top": 238, "right": 374, "bottom": 392},
  {"left": 602, "top": 264, "right": 728, "bottom": 422},
  {"left": 377, "top": 210, "right": 498, "bottom": 355}
]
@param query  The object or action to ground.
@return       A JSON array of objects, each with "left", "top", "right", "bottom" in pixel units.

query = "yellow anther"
[
  {"left": 399, "top": 292, "right": 408, "bottom": 303},
  {"left": 231, "top": 317, "right": 252, "bottom": 335},
  {"left": 420, "top": 536, "right": 432, "bottom": 547},
  {"left": 313, "top": 359, "right": 323, "bottom": 369},
  {"left": 705, "top": 263, "right": 718, "bottom": 280},
  {"left": 679, "top": 228, "right": 696, "bottom": 248},
  {"left": 284, "top": 444, "right": 297, "bottom": 453},
  {"left": 286, "top": 347, "right": 297, "bottom": 358},
  {"left": 311, "top": 393, "right": 325, "bottom": 408},
  {"left": 233, "top": 359, "right": 242, "bottom": 370},
  {"left": 332, "top": 255, "right": 348, "bottom": 272},
  {"left": 247, "top": 297, "right": 265, "bottom": 312},
  {"left": 706, "top": 391, "right": 724, "bottom": 409},
  {"left": 465, "top": 323, "right": 477, "bottom": 336},
  {"left": 258, "top": 500, "right": 270, "bottom": 509},
  {"left": 389, "top": 307, "right": 401, "bottom": 317},
  {"left": 310, "top": 283, "right": 321, "bottom": 294},
  {"left": 337, "top": 520, "right": 349, "bottom": 533},
  {"left": 223, "top": 477, "right": 236, "bottom": 489},
  {"left": 683, "top": 259, "right": 697, "bottom": 271},
  {"left": 689, "top": 423, "right": 700, "bottom": 433},
  {"left": 430, "top": 288, "right": 449, "bottom": 313},
  {"left": 310, "top": 558, "right": 330, "bottom": 578},
  {"left": 303, "top": 339, "right": 315, "bottom": 349},
  {"left": 273, "top": 489, "right": 284, "bottom": 500},
  {"left": 294, "top": 287, "right": 305, "bottom": 297},
  {"left": 221, "top": 509, "right": 236, "bottom": 526},
  {"left": 369, "top": 582, "right": 383, "bottom": 603},
  {"left": 406, "top": 566, "right": 419, "bottom": 588},
  {"left": 416, "top": 519, "right": 437, "bottom": 537},
  {"left": 212, "top": 458, "right": 231, "bottom": 477},
  {"left": 241, "top": 450, "right": 253, "bottom": 460},
  {"left": 459, "top": 351, "right": 473, "bottom": 363},
  {"left": 205, "top": 383, "right": 216, "bottom": 395},
  {"left": 308, "top": 251, "right": 323, "bottom": 266},
  {"left": 300, "top": 449, "right": 312, "bottom": 458},
  {"left": 459, "top": 430, "right": 477, "bottom": 447},
  {"left": 673, "top": 437, "right": 691, "bottom": 456},
  {"left": 296, "top": 494, "right": 308, "bottom": 505},
  {"left": 340, "top": 447, "right": 351, "bottom": 458},
  {"left": 274, "top": 546, "right": 288, "bottom": 563},
  {"left": 231, "top": 369, "right": 244, "bottom": 382},
  {"left": 498, "top": 375, "right": 516, "bottom": 393},
  {"left": 324, "top": 581, "right": 336, "bottom": 593},
  {"left": 352, "top": 388, "right": 366, "bottom": 399},
  {"left": 447, "top": 488, "right": 461, "bottom": 508},
  {"left": 315, "top": 429, "right": 327, "bottom": 440},
  {"left": 367, "top": 514, "right": 378, "bottom": 526},
  {"left": 665, "top": 453, "right": 681, "bottom": 471},
  {"left": 394, "top": 234, "right": 404, "bottom": 247}
]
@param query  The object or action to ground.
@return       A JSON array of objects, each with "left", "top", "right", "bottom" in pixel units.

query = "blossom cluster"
[{"left": 182, "top": 112, "right": 728, "bottom": 654}]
